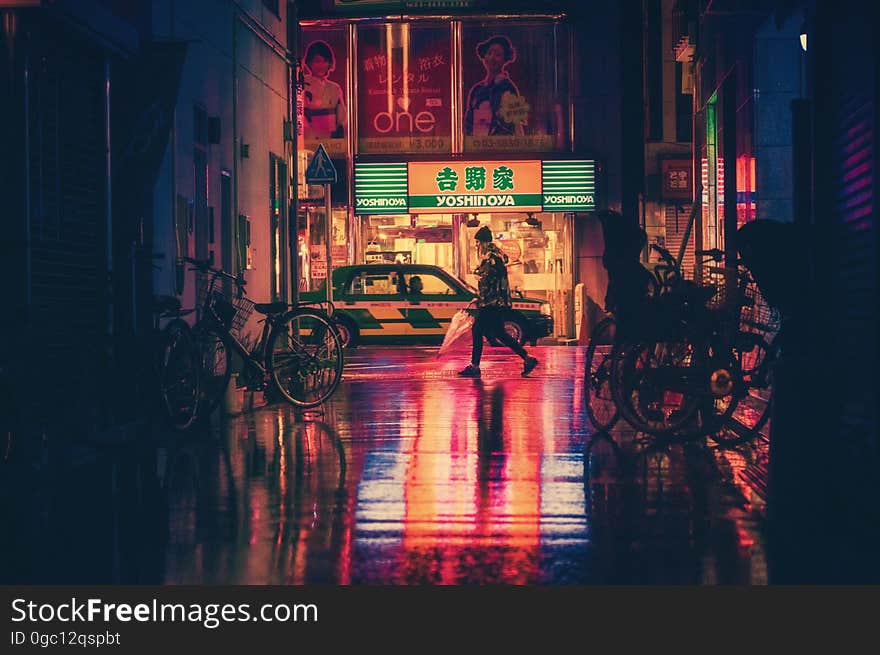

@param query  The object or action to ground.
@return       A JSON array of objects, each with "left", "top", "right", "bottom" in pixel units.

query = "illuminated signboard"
[
  {"left": 408, "top": 160, "right": 543, "bottom": 213},
  {"left": 354, "top": 162, "right": 409, "bottom": 214},
  {"left": 354, "top": 159, "right": 597, "bottom": 214},
  {"left": 542, "top": 160, "right": 596, "bottom": 211}
]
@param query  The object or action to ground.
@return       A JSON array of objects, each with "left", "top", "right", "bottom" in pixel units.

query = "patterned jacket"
[{"left": 474, "top": 243, "right": 512, "bottom": 308}]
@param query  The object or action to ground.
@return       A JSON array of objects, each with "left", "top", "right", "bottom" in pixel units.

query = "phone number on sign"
[{"left": 11, "top": 631, "right": 120, "bottom": 648}]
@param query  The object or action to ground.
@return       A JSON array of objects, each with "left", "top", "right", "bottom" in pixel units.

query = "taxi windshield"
[{"left": 459, "top": 278, "right": 478, "bottom": 295}]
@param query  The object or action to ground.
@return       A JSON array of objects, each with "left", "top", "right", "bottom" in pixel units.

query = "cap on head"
[{"left": 474, "top": 226, "right": 493, "bottom": 242}]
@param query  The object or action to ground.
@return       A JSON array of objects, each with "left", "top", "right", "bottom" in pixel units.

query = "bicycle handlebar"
[
  {"left": 650, "top": 243, "right": 678, "bottom": 267},
  {"left": 182, "top": 256, "right": 247, "bottom": 286}
]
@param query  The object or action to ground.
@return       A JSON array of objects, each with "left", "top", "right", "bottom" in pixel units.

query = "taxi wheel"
[
  {"left": 333, "top": 315, "right": 359, "bottom": 349},
  {"left": 502, "top": 317, "right": 527, "bottom": 346}
]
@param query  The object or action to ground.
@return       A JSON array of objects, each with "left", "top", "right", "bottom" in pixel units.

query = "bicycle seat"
[{"left": 253, "top": 302, "right": 288, "bottom": 315}]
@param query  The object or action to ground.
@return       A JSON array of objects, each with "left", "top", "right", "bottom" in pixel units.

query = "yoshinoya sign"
[
  {"left": 354, "top": 159, "right": 596, "bottom": 214},
  {"left": 541, "top": 160, "right": 596, "bottom": 211},
  {"left": 354, "top": 162, "right": 409, "bottom": 214},
  {"left": 408, "top": 160, "right": 542, "bottom": 213}
]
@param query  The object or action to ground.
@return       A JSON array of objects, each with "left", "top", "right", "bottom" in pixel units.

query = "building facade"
[
  {"left": 2, "top": 0, "right": 297, "bottom": 447},
  {"left": 2, "top": 0, "right": 146, "bottom": 446},
  {"left": 670, "top": 0, "right": 878, "bottom": 582},
  {"left": 294, "top": 1, "right": 638, "bottom": 340},
  {"left": 150, "top": 0, "right": 295, "bottom": 322},
  {"left": 641, "top": 0, "right": 695, "bottom": 273}
]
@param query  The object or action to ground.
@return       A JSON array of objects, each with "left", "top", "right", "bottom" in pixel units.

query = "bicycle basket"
[
  {"left": 680, "top": 265, "right": 739, "bottom": 313},
  {"left": 229, "top": 295, "right": 256, "bottom": 333},
  {"left": 198, "top": 278, "right": 255, "bottom": 334},
  {"left": 740, "top": 282, "right": 781, "bottom": 335}
]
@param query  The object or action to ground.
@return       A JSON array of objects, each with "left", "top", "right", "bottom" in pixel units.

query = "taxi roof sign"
[{"left": 305, "top": 144, "right": 337, "bottom": 184}]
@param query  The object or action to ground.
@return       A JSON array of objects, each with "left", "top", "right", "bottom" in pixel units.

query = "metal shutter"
[
  {"left": 663, "top": 203, "right": 695, "bottom": 272},
  {"left": 825, "top": 0, "right": 876, "bottom": 460},
  {"left": 27, "top": 26, "right": 107, "bottom": 418}
]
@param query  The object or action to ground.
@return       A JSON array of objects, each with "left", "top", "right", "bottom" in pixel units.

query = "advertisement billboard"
[
  {"left": 461, "top": 23, "right": 568, "bottom": 153},
  {"left": 357, "top": 24, "right": 451, "bottom": 154},
  {"left": 301, "top": 27, "right": 349, "bottom": 158}
]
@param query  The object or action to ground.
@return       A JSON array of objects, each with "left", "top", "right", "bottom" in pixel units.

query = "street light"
[{"left": 799, "top": 19, "right": 808, "bottom": 51}]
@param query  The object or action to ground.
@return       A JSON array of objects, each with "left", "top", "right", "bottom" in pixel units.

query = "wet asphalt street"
[{"left": 0, "top": 346, "right": 768, "bottom": 584}]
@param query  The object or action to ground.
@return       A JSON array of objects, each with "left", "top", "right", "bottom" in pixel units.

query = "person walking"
[{"left": 459, "top": 226, "right": 539, "bottom": 378}]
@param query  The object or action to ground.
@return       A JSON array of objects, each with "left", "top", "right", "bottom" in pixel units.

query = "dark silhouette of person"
[
  {"left": 408, "top": 275, "right": 424, "bottom": 296},
  {"left": 596, "top": 210, "right": 654, "bottom": 328},
  {"left": 459, "top": 226, "right": 539, "bottom": 378},
  {"left": 735, "top": 219, "right": 809, "bottom": 321}
]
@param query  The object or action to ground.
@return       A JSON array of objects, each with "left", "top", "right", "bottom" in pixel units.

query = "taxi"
[{"left": 300, "top": 263, "right": 554, "bottom": 348}]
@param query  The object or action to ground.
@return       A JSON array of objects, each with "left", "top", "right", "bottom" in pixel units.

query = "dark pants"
[{"left": 471, "top": 306, "right": 528, "bottom": 366}]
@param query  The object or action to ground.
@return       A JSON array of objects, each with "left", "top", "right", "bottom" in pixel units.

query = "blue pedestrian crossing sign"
[{"left": 305, "top": 144, "right": 337, "bottom": 184}]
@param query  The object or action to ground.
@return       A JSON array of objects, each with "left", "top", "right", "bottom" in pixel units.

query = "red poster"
[
  {"left": 462, "top": 24, "right": 567, "bottom": 153},
  {"left": 301, "top": 28, "right": 348, "bottom": 158},
  {"left": 357, "top": 24, "right": 451, "bottom": 154}
]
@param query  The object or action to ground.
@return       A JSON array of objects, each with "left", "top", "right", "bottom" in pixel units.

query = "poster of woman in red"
[
  {"left": 356, "top": 24, "right": 451, "bottom": 154},
  {"left": 302, "top": 31, "right": 348, "bottom": 156}
]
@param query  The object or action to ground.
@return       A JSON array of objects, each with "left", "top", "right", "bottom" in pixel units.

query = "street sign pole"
[
  {"left": 304, "top": 143, "right": 337, "bottom": 313},
  {"left": 325, "top": 183, "right": 333, "bottom": 310}
]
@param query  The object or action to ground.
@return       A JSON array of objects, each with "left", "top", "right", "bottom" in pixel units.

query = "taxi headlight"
[{"left": 540, "top": 303, "right": 552, "bottom": 316}]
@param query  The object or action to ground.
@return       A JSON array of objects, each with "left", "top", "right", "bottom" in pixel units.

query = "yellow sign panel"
[{"left": 408, "top": 160, "right": 542, "bottom": 214}]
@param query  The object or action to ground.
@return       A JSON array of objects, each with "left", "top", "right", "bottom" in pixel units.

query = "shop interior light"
[
  {"left": 524, "top": 212, "right": 541, "bottom": 227},
  {"left": 466, "top": 214, "right": 481, "bottom": 227}
]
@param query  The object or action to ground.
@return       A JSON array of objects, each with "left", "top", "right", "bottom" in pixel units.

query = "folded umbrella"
[{"left": 437, "top": 303, "right": 476, "bottom": 357}]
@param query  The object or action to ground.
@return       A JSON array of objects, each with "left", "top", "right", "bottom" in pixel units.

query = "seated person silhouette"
[{"left": 408, "top": 275, "right": 424, "bottom": 297}]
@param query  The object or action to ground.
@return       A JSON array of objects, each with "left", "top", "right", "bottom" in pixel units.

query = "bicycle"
[
  {"left": 583, "top": 245, "right": 686, "bottom": 435},
  {"left": 585, "top": 242, "right": 779, "bottom": 446},
  {"left": 149, "top": 294, "right": 200, "bottom": 431},
  {"left": 610, "top": 245, "right": 779, "bottom": 444},
  {"left": 183, "top": 257, "right": 344, "bottom": 416},
  {"left": 584, "top": 315, "right": 620, "bottom": 433}
]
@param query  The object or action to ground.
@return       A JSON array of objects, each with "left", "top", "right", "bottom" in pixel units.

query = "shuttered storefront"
[
  {"left": 663, "top": 203, "right": 695, "bottom": 273},
  {"left": 826, "top": 16, "right": 876, "bottom": 463},
  {"left": 27, "top": 24, "right": 108, "bottom": 428}
]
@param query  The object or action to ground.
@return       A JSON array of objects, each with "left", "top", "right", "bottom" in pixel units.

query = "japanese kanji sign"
[
  {"left": 407, "top": 160, "right": 542, "bottom": 213},
  {"left": 355, "top": 159, "right": 596, "bottom": 215}
]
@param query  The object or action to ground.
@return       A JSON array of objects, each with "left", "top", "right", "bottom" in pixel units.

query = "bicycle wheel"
[
  {"left": 610, "top": 337, "right": 706, "bottom": 437},
  {"left": 192, "top": 321, "right": 232, "bottom": 421},
  {"left": 267, "top": 310, "right": 344, "bottom": 408},
  {"left": 584, "top": 317, "right": 620, "bottom": 433},
  {"left": 159, "top": 320, "right": 199, "bottom": 430},
  {"left": 711, "top": 335, "right": 778, "bottom": 447},
  {"left": 670, "top": 341, "right": 745, "bottom": 441}
]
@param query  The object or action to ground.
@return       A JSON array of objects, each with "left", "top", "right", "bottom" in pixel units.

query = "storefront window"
[
  {"left": 361, "top": 214, "right": 454, "bottom": 269},
  {"left": 298, "top": 205, "right": 349, "bottom": 291},
  {"left": 461, "top": 212, "right": 574, "bottom": 336}
]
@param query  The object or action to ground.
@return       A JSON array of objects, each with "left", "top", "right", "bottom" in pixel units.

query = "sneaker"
[
  {"left": 522, "top": 356, "right": 539, "bottom": 377},
  {"left": 458, "top": 364, "right": 481, "bottom": 378}
]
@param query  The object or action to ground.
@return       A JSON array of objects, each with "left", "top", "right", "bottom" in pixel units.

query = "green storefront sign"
[
  {"left": 354, "top": 159, "right": 596, "bottom": 214},
  {"left": 542, "top": 160, "right": 597, "bottom": 211},
  {"left": 353, "top": 162, "right": 409, "bottom": 214}
]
